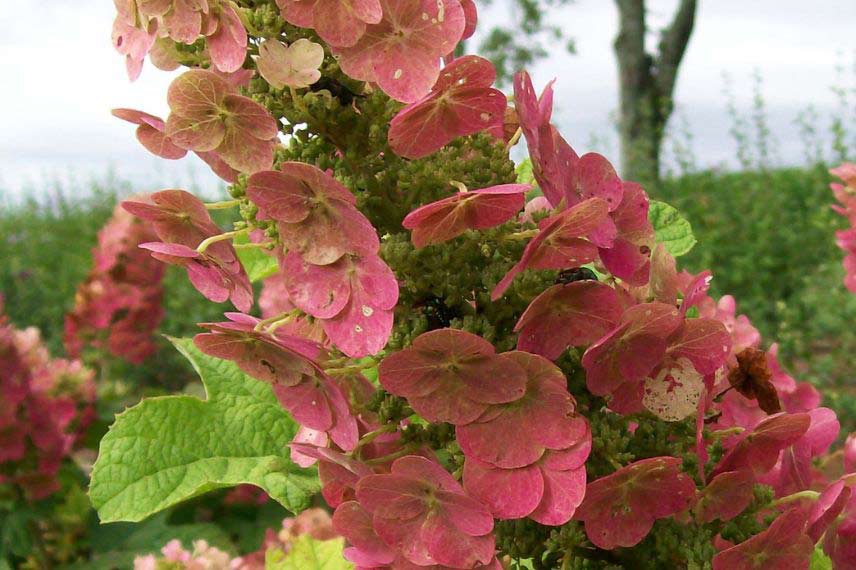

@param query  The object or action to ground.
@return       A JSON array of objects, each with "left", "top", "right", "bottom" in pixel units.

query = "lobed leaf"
[{"left": 89, "top": 337, "right": 319, "bottom": 523}]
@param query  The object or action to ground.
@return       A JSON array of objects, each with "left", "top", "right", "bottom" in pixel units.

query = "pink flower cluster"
[
  {"left": 687, "top": 291, "right": 856, "bottom": 568},
  {"left": 115, "top": 69, "right": 277, "bottom": 177},
  {"left": 488, "top": 73, "right": 655, "bottom": 296},
  {"left": 123, "top": 189, "right": 253, "bottom": 312},
  {"left": 830, "top": 163, "right": 856, "bottom": 292},
  {"left": 247, "top": 162, "right": 399, "bottom": 358},
  {"left": 1, "top": 302, "right": 95, "bottom": 500},
  {"left": 64, "top": 204, "right": 165, "bottom": 364},
  {"left": 112, "top": 0, "right": 247, "bottom": 80},
  {"left": 135, "top": 508, "right": 339, "bottom": 570},
  {"left": 381, "top": 329, "right": 591, "bottom": 525},
  {"left": 134, "top": 539, "right": 239, "bottom": 570},
  {"left": 280, "top": 0, "right": 476, "bottom": 103}
]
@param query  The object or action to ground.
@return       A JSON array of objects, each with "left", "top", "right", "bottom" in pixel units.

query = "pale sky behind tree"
[{"left": 0, "top": 0, "right": 854, "bottom": 199}]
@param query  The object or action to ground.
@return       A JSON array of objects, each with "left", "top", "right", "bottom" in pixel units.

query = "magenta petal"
[
  {"left": 280, "top": 252, "right": 351, "bottom": 318},
  {"left": 712, "top": 508, "right": 813, "bottom": 570},
  {"left": 206, "top": 3, "right": 247, "bottom": 73},
  {"left": 420, "top": 510, "right": 496, "bottom": 568},
  {"left": 457, "top": 352, "right": 584, "bottom": 468},
  {"left": 712, "top": 413, "right": 812, "bottom": 478},
  {"left": 379, "top": 329, "right": 527, "bottom": 424},
  {"left": 323, "top": 378, "right": 359, "bottom": 451},
  {"left": 667, "top": 318, "right": 731, "bottom": 376},
  {"left": 515, "top": 281, "right": 623, "bottom": 360},
  {"left": 272, "top": 380, "right": 333, "bottom": 431},
  {"left": 389, "top": 56, "right": 506, "bottom": 159},
  {"left": 463, "top": 457, "right": 544, "bottom": 519},
  {"left": 528, "top": 465, "right": 586, "bottom": 526},
  {"left": 435, "top": 490, "right": 495, "bottom": 536},
  {"left": 333, "top": 501, "right": 396, "bottom": 565},
  {"left": 403, "top": 184, "right": 528, "bottom": 247},
  {"left": 695, "top": 470, "right": 756, "bottom": 523},
  {"left": 336, "top": 0, "right": 466, "bottom": 103}
]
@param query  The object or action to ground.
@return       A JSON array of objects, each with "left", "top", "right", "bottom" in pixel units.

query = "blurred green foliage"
[{"left": 0, "top": 179, "right": 230, "bottom": 392}]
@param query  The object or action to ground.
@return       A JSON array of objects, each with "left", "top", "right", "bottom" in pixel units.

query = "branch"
[
  {"left": 654, "top": 0, "right": 697, "bottom": 100},
  {"left": 613, "top": 0, "right": 649, "bottom": 93}
]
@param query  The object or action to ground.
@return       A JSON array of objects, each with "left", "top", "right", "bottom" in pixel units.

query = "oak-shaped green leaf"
[
  {"left": 234, "top": 233, "right": 279, "bottom": 282},
  {"left": 89, "top": 337, "right": 318, "bottom": 523},
  {"left": 265, "top": 536, "right": 352, "bottom": 570},
  {"left": 648, "top": 200, "right": 697, "bottom": 257}
]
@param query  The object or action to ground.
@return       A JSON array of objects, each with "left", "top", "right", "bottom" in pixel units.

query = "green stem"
[
  {"left": 205, "top": 199, "right": 241, "bottom": 210},
  {"left": 253, "top": 310, "right": 298, "bottom": 332},
  {"left": 196, "top": 229, "right": 247, "bottom": 254},
  {"left": 266, "top": 311, "right": 302, "bottom": 334},
  {"left": 505, "top": 126, "right": 523, "bottom": 152},
  {"left": 353, "top": 425, "right": 397, "bottom": 453},
  {"left": 364, "top": 444, "right": 419, "bottom": 466},
  {"left": 233, "top": 241, "right": 271, "bottom": 251},
  {"left": 506, "top": 229, "right": 539, "bottom": 241},
  {"left": 770, "top": 489, "right": 820, "bottom": 507}
]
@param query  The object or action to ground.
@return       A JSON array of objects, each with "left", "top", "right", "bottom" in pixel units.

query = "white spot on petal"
[
  {"left": 354, "top": 324, "right": 364, "bottom": 333},
  {"left": 362, "top": 305, "right": 374, "bottom": 317},
  {"left": 394, "top": 69, "right": 403, "bottom": 80}
]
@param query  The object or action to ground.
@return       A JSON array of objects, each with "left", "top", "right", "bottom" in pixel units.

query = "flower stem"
[
  {"left": 196, "top": 229, "right": 247, "bottom": 254},
  {"left": 770, "top": 490, "right": 820, "bottom": 507},
  {"left": 450, "top": 180, "right": 468, "bottom": 193},
  {"left": 353, "top": 424, "right": 397, "bottom": 453},
  {"left": 507, "top": 229, "right": 539, "bottom": 241},
  {"left": 364, "top": 444, "right": 419, "bottom": 466},
  {"left": 253, "top": 310, "right": 299, "bottom": 332},
  {"left": 266, "top": 311, "right": 302, "bottom": 334},
  {"left": 205, "top": 199, "right": 241, "bottom": 210},
  {"left": 505, "top": 127, "right": 523, "bottom": 152}
]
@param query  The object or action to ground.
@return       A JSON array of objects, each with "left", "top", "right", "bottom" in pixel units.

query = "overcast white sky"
[{"left": 1, "top": 1, "right": 854, "bottom": 198}]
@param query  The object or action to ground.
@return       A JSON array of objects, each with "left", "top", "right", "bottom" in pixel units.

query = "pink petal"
[
  {"left": 528, "top": 465, "right": 586, "bottom": 525},
  {"left": 515, "top": 281, "right": 623, "bottom": 360},
  {"left": 463, "top": 457, "right": 544, "bottom": 519},
  {"left": 206, "top": 3, "right": 247, "bottom": 72}
]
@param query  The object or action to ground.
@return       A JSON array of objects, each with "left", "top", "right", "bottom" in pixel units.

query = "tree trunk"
[{"left": 614, "top": 0, "right": 697, "bottom": 185}]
